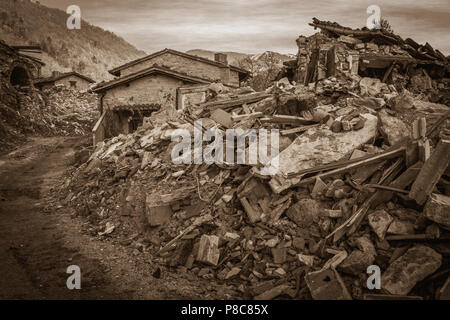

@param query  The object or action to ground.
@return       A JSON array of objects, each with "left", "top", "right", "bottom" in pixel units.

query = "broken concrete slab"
[
  {"left": 368, "top": 210, "right": 393, "bottom": 239},
  {"left": 378, "top": 109, "right": 411, "bottom": 146},
  {"left": 382, "top": 245, "right": 442, "bottom": 295},
  {"left": 424, "top": 193, "right": 450, "bottom": 230},
  {"left": 266, "top": 113, "right": 378, "bottom": 193},
  {"left": 305, "top": 268, "right": 352, "bottom": 300},
  {"left": 196, "top": 235, "right": 220, "bottom": 266}
]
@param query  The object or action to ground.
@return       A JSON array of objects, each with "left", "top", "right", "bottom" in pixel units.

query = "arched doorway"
[{"left": 10, "top": 66, "right": 30, "bottom": 86}]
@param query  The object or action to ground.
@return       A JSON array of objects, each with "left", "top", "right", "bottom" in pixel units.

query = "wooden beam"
[
  {"left": 200, "top": 92, "right": 270, "bottom": 111},
  {"left": 409, "top": 139, "right": 450, "bottom": 205},
  {"left": 280, "top": 124, "right": 320, "bottom": 136},
  {"left": 293, "top": 147, "right": 406, "bottom": 187}
]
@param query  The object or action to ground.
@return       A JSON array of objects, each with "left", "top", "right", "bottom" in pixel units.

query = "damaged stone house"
[
  {"left": 91, "top": 48, "right": 249, "bottom": 145},
  {"left": 286, "top": 18, "right": 449, "bottom": 89},
  {"left": 34, "top": 71, "right": 95, "bottom": 91},
  {"left": 0, "top": 40, "right": 44, "bottom": 89}
]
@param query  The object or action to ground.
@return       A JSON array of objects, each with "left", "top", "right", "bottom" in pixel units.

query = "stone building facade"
[
  {"left": 91, "top": 49, "right": 249, "bottom": 145},
  {"left": 34, "top": 71, "right": 95, "bottom": 91},
  {"left": 109, "top": 49, "right": 247, "bottom": 88}
]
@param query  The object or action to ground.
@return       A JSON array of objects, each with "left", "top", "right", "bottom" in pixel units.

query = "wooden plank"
[
  {"left": 231, "top": 112, "right": 263, "bottom": 121},
  {"left": 294, "top": 147, "right": 406, "bottom": 187},
  {"left": 409, "top": 139, "right": 450, "bottom": 205},
  {"left": 200, "top": 92, "right": 270, "bottom": 111},
  {"left": 365, "top": 184, "right": 409, "bottom": 194},
  {"left": 382, "top": 63, "right": 395, "bottom": 83},
  {"left": 240, "top": 197, "right": 261, "bottom": 223},
  {"left": 327, "top": 158, "right": 404, "bottom": 242},
  {"left": 280, "top": 124, "right": 320, "bottom": 136},
  {"left": 260, "top": 115, "right": 315, "bottom": 126},
  {"left": 370, "top": 161, "right": 423, "bottom": 208}
]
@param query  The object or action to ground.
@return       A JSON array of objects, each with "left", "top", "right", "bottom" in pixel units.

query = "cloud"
[{"left": 39, "top": 0, "right": 450, "bottom": 55}]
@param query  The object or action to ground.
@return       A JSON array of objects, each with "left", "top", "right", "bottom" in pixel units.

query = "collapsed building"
[
  {"left": 91, "top": 49, "right": 249, "bottom": 145},
  {"left": 284, "top": 18, "right": 449, "bottom": 101},
  {"left": 0, "top": 40, "right": 43, "bottom": 90},
  {"left": 0, "top": 40, "right": 98, "bottom": 152},
  {"left": 61, "top": 19, "right": 450, "bottom": 300}
]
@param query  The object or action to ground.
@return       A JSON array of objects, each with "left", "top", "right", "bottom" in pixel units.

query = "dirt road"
[
  {"left": 0, "top": 136, "right": 236, "bottom": 300},
  {"left": 0, "top": 137, "right": 127, "bottom": 299}
]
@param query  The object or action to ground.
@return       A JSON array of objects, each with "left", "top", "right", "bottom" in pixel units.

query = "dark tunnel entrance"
[{"left": 10, "top": 66, "right": 30, "bottom": 86}]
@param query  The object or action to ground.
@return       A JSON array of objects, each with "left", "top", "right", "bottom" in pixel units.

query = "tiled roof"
[
  {"left": 108, "top": 48, "right": 249, "bottom": 77},
  {"left": 92, "top": 65, "right": 211, "bottom": 93}
]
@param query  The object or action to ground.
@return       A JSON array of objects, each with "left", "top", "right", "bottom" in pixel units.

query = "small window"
[{"left": 69, "top": 81, "right": 77, "bottom": 88}]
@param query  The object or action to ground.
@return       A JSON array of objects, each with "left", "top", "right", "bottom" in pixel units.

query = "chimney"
[
  {"left": 52, "top": 71, "right": 61, "bottom": 78},
  {"left": 214, "top": 53, "right": 228, "bottom": 65}
]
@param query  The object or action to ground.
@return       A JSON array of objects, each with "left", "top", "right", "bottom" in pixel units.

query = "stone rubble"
[{"left": 51, "top": 18, "right": 450, "bottom": 300}]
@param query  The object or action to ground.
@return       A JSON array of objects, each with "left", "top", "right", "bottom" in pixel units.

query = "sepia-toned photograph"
[{"left": 0, "top": 0, "right": 449, "bottom": 307}]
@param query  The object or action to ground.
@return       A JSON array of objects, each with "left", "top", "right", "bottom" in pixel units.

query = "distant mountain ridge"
[
  {"left": 187, "top": 49, "right": 296, "bottom": 91},
  {"left": 0, "top": 0, "right": 146, "bottom": 81},
  {"left": 187, "top": 49, "right": 295, "bottom": 68}
]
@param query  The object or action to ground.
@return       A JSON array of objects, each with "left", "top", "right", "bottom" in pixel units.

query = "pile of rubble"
[
  {"left": 41, "top": 85, "right": 99, "bottom": 135},
  {"left": 0, "top": 82, "right": 98, "bottom": 152},
  {"left": 59, "top": 19, "right": 449, "bottom": 300}
]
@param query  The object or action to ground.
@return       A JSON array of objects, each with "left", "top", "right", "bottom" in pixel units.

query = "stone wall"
[
  {"left": 0, "top": 41, "right": 40, "bottom": 87},
  {"left": 102, "top": 73, "right": 186, "bottom": 110},
  {"left": 54, "top": 75, "right": 92, "bottom": 91},
  {"left": 119, "top": 52, "right": 240, "bottom": 87},
  {"left": 295, "top": 32, "right": 409, "bottom": 84}
]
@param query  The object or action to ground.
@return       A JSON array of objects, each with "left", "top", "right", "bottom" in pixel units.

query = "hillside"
[{"left": 0, "top": 0, "right": 146, "bottom": 81}]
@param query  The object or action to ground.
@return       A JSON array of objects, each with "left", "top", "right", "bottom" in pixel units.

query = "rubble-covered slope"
[
  {"left": 57, "top": 19, "right": 450, "bottom": 300},
  {"left": 0, "top": 81, "right": 98, "bottom": 153}
]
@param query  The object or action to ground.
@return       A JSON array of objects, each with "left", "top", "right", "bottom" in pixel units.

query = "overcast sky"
[{"left": 39, "top": 0, "right": 450, "bottom": 55}]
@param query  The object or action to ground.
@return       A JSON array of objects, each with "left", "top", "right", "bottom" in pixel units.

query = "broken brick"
[{"left": 196, "top": 235, "right": 220, "bottom": 266}]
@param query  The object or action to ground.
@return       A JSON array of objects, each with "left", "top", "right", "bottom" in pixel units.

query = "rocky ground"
[
  {"left": 0, "top": 136, "right": 232, "bottom": 299},
  {"left": 53, "top": 75, "right": 450, "bottom": 300}
]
